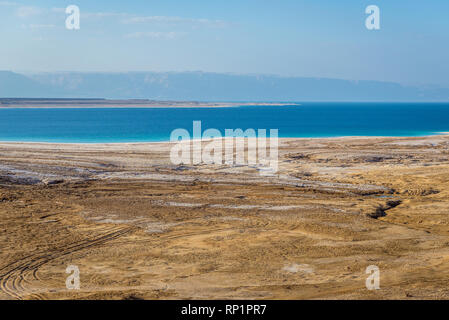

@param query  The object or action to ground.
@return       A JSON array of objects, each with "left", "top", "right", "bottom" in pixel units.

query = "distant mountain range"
[{"left": 1, "top": 70, "right": 448, "bottom": 101}]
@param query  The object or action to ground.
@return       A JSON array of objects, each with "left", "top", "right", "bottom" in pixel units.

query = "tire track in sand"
[{"left": 0, "top": 226, "right": 135, "bottom": 300}]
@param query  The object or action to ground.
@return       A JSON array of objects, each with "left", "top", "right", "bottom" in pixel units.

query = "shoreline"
[
  {"left": 0, "top": 101, "right": 301, "bottom": 109},
  {"left": 0, "top": 132, "right": 447, "bottom": 145}
]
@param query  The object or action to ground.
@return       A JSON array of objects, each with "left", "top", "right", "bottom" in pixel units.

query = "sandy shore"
[
  {"left": 0, "top": 99, "right": 299, "bottom": 109},
  {"left": 1, "top": 135, "right": 449, "bottom": 299}
]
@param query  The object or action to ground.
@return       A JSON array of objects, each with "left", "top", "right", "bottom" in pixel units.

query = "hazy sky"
[{"left": 1, "top": 0, "right": 448, "bottom": 87}]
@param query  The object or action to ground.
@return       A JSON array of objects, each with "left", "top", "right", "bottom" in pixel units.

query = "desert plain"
[{"left": 1, "top": 135, "right": 449, "bottom": 300}]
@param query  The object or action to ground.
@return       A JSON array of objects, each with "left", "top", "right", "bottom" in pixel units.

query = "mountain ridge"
[{"left": 0, "top": 71, "right": 448, "bottom": 101}]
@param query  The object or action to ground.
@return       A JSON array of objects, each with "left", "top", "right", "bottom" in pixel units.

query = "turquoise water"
[{"left": 0, "top": 102, "right": 448, "bottom": 143}]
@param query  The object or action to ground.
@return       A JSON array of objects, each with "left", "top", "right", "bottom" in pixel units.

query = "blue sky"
[{"left": 1, "top": 0, "right": 448, "bottom": 87}]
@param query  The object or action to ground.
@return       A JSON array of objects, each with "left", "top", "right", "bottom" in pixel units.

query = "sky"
[{"left": 0, "top": 0, "right": 448, "bottom": 87}]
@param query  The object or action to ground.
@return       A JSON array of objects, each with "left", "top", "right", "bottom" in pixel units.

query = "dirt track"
[{"left": 1, "top": 136, "right": 449, "bottom": 299}]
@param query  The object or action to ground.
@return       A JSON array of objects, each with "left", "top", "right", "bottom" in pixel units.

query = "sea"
[{"left": 0, "top": 102, "right": 448, "bottom": 143}]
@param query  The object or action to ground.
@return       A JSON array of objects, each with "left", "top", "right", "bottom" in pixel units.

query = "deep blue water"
[{"left": 0, "top": 102, "right": 448, "bottom": 143}]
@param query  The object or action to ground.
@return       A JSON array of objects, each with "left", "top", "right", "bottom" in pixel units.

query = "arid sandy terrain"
[{"left": 1, "top": 135, "right": 449, "bottom": 300}]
